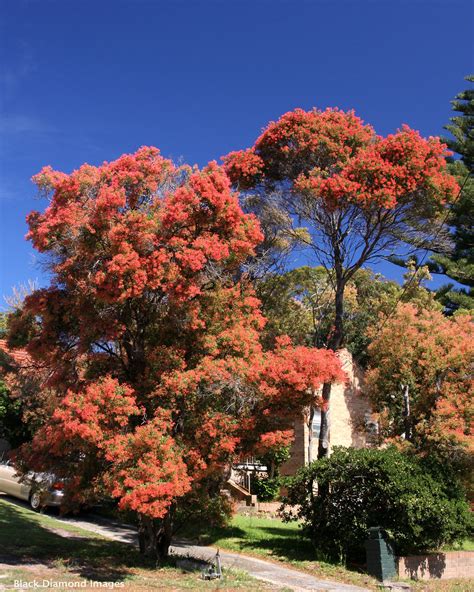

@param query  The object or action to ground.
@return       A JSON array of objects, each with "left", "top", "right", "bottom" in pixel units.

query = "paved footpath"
[{"left": 54, "top": 512, "right": 370, "bottom": 592}]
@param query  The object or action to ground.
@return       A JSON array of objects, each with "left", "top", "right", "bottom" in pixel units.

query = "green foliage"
[
  {"left": 282, "top": 447, "right": 472, "bottom": 562},
  {"left": 258, "top": 444, "right": 292, "bottom": 477},
  {"left": 344, "top": 269, "right": 432, "bottom": 365},
  {"left": 256, "top": 266, "right": 327, "bottom": 348},
  {"left": 444, "top": 74, "right": 474, "bottom": 173},
  {"left": 251, "top": 475, "right": 281, "bottom": 502},
  {"left": 430, "top": 161, "right": 474, "bottom": 313},
  {"left": 0, "top": 344, "right": 44, "bottom": 448},
  {"left": 251, "top": 444, "right": 291, "bottom": 501},
  {"left": 434, "top": 75, "right": 474, "bottom": 313},
  {"left": 258, "top": 266, "right": 424, "bottom": 365},
  {"left": 387, "top": 76, "right": 474, "bottom": 315},
  {"left": 174, "top": 484, "right": 234, "bottom": 533},
  {"left": 0, "top": 312, "right": 8, "bottom": 338},
  {"left": 0, "top": 379, "right": 29, "bottom": 448},
  {"left": 0, "top": 380, "right": 10, "bottom": 418}
]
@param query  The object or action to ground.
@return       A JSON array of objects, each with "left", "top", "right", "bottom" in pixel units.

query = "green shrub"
[
  {"left": 252, "top": 475, "right": 281, "bottom": 501},
  {"left": 0, "top": 380, "right": 30, "bottom": 448},
  {"left": 251, "top": 443, "right": 291, "bottom": 502},
  {"left": 281, "top": 446, "right": 472, "bottom": 562}
]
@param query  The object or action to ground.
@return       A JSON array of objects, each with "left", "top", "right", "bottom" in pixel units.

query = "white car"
[{"left": 0, "top": 458, "right": 65, "bottom": 511}]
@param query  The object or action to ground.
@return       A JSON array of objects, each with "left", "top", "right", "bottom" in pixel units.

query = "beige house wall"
[
  {"left": 281, "top": 418, "right": 309, "bottom": 476},
  {"left": 329, "top": 348, "right": 368, "bottom": 451},
  {"left": 281, "top": 348, "right": 371, "bottom": 476}
]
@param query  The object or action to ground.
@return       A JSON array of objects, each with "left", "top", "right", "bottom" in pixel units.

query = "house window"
[{"left": 312, "top": 409, "right": 322, "bottom": 439}]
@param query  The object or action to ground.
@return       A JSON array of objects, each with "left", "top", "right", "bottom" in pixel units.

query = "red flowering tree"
[
  {"left": 10, "top": 147, "right": 344, "bottom": 560},
  {"left": 223, "top": 108, "right": 459, "bottom": 457}
]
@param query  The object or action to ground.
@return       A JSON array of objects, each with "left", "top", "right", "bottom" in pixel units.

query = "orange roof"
[{"left": 0, "top": 339, "right": 31, "bottom": 367}]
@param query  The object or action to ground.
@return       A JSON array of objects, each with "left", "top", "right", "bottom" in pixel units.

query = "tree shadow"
[
  {"left": 401, "top": 554, "right": 447, "bottom": 580},
  {"left": 184, "top": 524, "right": 248, "bottom": 545},
  {"left": 187, "top": 518, "right": 371, "bottom": 583},
  {"left": 236, "top": 525, "right": 316, "bottom": 562},
  {"left": 0, "top": 497, "right": 154, "bottom": 581},
  {"left": 186, "top": 519, "right": 317, "bottom": 563}
]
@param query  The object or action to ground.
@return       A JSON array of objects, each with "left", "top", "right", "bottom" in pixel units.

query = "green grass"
[
  {"left": 0, "top": 497, "right": 270, "bottom": 590},
  {"left": 179, "top": 514, "right": 381, "bottom": 589},
  {"left": 443, "top": 539, "right": 474, "bottom": 552},
  {"left": 181, "top": 515, "right": 315, "bottom": 562}
]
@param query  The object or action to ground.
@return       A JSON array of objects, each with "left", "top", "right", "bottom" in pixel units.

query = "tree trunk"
[
  {"left": 138, "top": 507, "right": 174, "bottom": 562},
  {"left": 317, "top": 383, "right": 331, "bottom": 459},
  {"left": 308, "top": 405, "right": 315, "bottom": 464},
  {"left": 317, "top": 280, "right": 345, "bottom": 459},
  {"left": 330, "top": 282, "right": 345, "bottom": 352}
]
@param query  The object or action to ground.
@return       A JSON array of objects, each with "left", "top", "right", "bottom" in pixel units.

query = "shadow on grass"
[
  {"left": 252, "top": 525, "right": 316, "bottom": 561},
  {"left": 0, "top": 497, "right": 154, "bottom": 581},
  {"left": 182, "top": 519, "right": 316, "bottom": 563},
  {"left": 189, "top": 525, "right": 247, "bottom": 542}
]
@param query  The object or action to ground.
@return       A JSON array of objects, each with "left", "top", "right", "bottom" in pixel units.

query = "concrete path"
[
  {"left": 56, "top": 512, "right": 139, "bottom": 545},
  {"left": 53, "top": 512, "right": 370, "bottom": 592}
]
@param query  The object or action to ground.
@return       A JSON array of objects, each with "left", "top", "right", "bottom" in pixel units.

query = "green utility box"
[{"left": 365, "top": 526, "right": 397, "bottom": 582}]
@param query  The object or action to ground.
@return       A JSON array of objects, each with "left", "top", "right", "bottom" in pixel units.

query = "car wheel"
[{"left": 30, "top": 490, "right": 42, "bottom": 511}]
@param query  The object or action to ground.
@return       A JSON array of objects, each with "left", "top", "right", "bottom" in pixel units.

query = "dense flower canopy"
[
  {"left": 223, "top": 108, "right": 458, "bottom": 210},
  {"left": 28, "top": 147, "right": 262, "bottom": 304},
  {"left": 12, "top": 147, "right": 344, "bottom": 524}
]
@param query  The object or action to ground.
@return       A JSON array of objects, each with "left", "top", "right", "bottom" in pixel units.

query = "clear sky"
[{"left": 1, "top": 0, "right": 473, "bottom": 301}]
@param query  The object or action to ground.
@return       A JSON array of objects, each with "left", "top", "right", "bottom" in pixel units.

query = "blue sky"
[{"left": 1, "top": 0, "right": 473, "bottom": 301}]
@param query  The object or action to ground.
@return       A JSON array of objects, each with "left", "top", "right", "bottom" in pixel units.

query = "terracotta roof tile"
[{"left": 0, "top": 339, "right": 31, "bottom": 367}]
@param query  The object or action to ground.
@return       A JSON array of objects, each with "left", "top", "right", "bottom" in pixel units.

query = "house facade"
[
  {"left": 281, "top": 348, "right": 374, "bottom": 476},
  {"left": 227, "top": 349, "right": 376, "bottom": 502}
]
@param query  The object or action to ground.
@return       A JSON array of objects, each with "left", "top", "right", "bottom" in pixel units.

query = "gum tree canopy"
[
  {"left": 223, "top": 108, "right": 459, "bottom": 457},
  {"left": 9, "top": 147, "right": 344, "bottom": 560}
]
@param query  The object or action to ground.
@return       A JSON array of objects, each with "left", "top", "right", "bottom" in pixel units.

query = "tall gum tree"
[
  {"left": 9, "top": 147, "right": 344, "bottom": 560},
  {"left": 223, "top": 108, "right": 459, "bottom": 458}
]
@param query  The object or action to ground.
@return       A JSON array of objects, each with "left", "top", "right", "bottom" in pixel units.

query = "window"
[{"left": 312, "top": 409, "right": 322, "bottom": 439}]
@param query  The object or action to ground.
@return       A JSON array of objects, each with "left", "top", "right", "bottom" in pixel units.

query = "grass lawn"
[
  {"left": 443, "top": 539, "right": 474, "bottom": 552},
  {"left": 0, "top": 496, "right": 273, "bottom": 591},
  {"left": 179, "top": 513, "right": 474, "bottom": 592}
]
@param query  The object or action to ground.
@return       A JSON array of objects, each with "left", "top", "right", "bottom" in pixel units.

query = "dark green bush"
[
  {"left": 281, "top": 446, "right": 472, "bottom": 562},
  {"left": 0, "top": 380, "right": 30, "bottom": 448}
]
